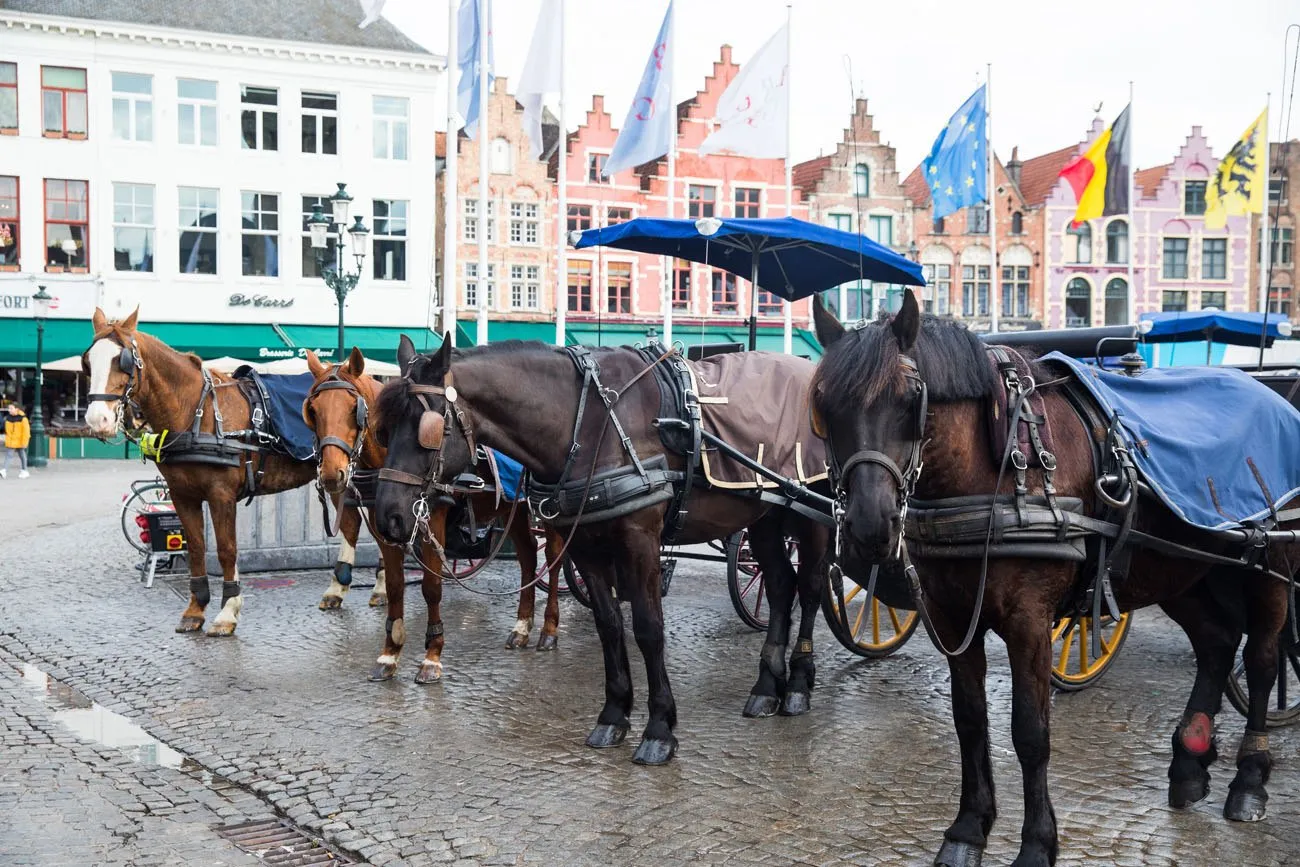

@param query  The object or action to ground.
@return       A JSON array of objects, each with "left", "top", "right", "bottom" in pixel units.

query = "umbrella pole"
[{"left": 748, "top": 254, "right": 759, "bottom": 351}]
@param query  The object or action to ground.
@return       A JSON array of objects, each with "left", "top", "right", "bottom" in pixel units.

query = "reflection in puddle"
[{"left": 20, "top": 663, "right": 186, "bottom": 769}]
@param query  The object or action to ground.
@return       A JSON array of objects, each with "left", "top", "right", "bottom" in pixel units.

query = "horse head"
[
  {"left": 83, "top": 306, "right": 143, "bottom": 438},
  {"left": 303, "top": 347, "right": 372, "bottom": 495}
]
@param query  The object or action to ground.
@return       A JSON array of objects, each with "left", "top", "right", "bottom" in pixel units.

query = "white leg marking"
[
  {"left": 323, "top": 577, "right": 348, "bottom": 600},
  {"left": 212, "top": 594, "right": 242, "bottom": 627},
  {"left": 375, "top": 654, "right": 398, "bottom": 665},
  {"left": 512, "top": 617, "right": 533, "bottom": 637},
  {"left": 338, "top": 540, "right": 356, "bottom": 565}
]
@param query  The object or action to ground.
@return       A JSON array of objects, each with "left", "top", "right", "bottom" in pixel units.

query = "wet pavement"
[{"left": 2, "top": 463, "right": 1299, "bottom": 865}]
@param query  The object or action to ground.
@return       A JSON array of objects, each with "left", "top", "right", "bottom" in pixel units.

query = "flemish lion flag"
[
  {"left": 1058, "top": 104, "right": 1131, "bottom": 227},
  {"left": 1205, "top": 109, "right": 1268, "bottom": 230}
]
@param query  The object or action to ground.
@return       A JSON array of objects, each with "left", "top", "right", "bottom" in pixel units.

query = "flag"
[
  {"left": 1058, "top": 104, "right": 1131, "bottom": 226},
  {"left": 698, "top": 22, "right": 788, "bottom": 158},
  {"left": 457, "top": 0, "right": 494, "bottom": 140},
  {"left": 516, "top": 0, "right": 562, "bottom": 161},
  {"left": 602, "top": 2, "right": 673, "bottom": 179},
  {"left": 357, "top": 0, "right": 386, "bottom": 28},
  {"left": 1205, "top": 108, "right": 1268, "bottom": 230},
  {"left": 921, "top": 85, "right": 987, "bottom": 220}
]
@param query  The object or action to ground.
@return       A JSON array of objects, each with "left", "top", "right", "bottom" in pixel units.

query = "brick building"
[{"left": 1252, "top": 140, "right": 1299, "bottom": 318}]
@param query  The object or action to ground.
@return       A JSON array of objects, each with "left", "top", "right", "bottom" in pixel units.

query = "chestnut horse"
[
  {"left": 82, "top": 309, "right": 360, "bottom": 636},
  {"left": 810, "top": 291, "right": 1296, "bottom": 866},
  {"left": 302, "top": 349, "right": 566, "bottom": 683}
]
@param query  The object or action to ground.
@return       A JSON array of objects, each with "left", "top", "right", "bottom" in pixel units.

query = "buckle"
[
  {"left": 1010, "top": 450, "right": 1029, "bottom": 471},
  {"left": 1039, "top": 451, "right": 1057, "bottom": 471}
]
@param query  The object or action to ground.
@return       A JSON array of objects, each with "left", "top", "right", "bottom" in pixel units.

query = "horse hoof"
[
  {"left": 585, "top": 723, "right": 629, "bottom": 749},
  {"left": 368, "top": 592, "right": 387, "bottom": 607},
  {"left": 505, "top": 631, "right": 528, "bottom": 650},
  {"left": 742, "top": 693, "right": 780, "bottom": 718},
  {"left": 1224, "top": 789, "right": 1268, "bottom": 822},
  {"left": 536, "top": 634, "right": 558, "bottom": 652},
  {"left": 779, "top": 691, "right": 811, "bottom": 716},
  {"left": 414, "top": 661, "right": 443, "bottom": 684},
  {"left": 175, "top": 617, "right": 204, "bottom": 633},
  {"left": 934, "top": 839, "right": 983, "bottom": 867},
  {"left": 205, "top": 622, "right": 237, "bottom": 637},
  {"left": 1168, "top": 778, "right": 1210, "bottom": 809},
  {"left": 368, "top": 662, "right": 397, "bottom": 682},
  {"left": 632, "top": 736, "right": 678, "bottom": 766},
  {"left": 318, "top": 595, "right": 343, "bottom": 611}
]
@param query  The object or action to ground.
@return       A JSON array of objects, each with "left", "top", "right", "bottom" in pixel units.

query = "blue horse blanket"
[
  {"left": 485, "top": 448, "right": 524, "bottom": 501},
  {"left": 236, "top": 370, "right": 317, "bottom": 462},
  {"left": 1045, "top": 352, "right": 1300, "bottom": 531}
]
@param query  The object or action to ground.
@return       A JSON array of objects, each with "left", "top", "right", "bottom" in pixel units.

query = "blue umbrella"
[
  {"left": 571, "top": 216, "right": 925, "bottom": 350},
  {"left": 1138, "top": 310, "right": 1294, "bottom": 364}
]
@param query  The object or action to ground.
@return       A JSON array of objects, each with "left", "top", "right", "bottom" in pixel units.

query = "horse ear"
[
  {"left": 92, "top": 307, "right": 108, "bottom": 332},
  {"left": 345, "top": 346, "right": 366, "bottom": 376},
  {"left": 305, "top": 349, "right": 326, "bottom": 377},
  {"left": 891, "top": 289, "right": 921, "bottom": 351},
  {"left": 120, "top": 306, "right": 140, "bottom": 333},
  {"left": 436, "top": 332, "right": 452, "bottom": 370},
  {"left": 812, "top": 295, "right": 845, "bottom": 349},
  {"left": 396, "top": 334, "right": 417, "bottom": 372}
]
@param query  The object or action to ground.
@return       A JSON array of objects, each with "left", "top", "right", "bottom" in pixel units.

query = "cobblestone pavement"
[{"left": 2, "top": 464, "right": 1299, "bottom": 865}]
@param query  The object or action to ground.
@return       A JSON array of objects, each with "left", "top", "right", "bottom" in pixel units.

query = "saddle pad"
[
  {"left": 238, "top": 369, "right": 317, "bottom": 461},
  {"left": 1044, "top": 351, "right": 1300, "bottom": 531},
  {"left": 685, "top": 351, "right": 827, "bottom": 490}
]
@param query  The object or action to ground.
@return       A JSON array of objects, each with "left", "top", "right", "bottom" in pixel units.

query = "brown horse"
[
  {"left": 810, "top": 292, "right": 1295, "bottom": 866},
  {"left": 302, "top": 349, "right": 566, "bottom": 683},
  {"left": 82, "top": 308, "right": 357, "bottom": 636}
]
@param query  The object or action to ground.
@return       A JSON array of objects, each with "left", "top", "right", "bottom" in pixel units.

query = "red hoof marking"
[{"left": 1181, "top": 712, "right": 1213, "bottom": 755}]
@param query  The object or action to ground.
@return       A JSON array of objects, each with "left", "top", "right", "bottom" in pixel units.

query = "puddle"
[{"left": 19, "top": 663, "right": 187, "bottom": 769}]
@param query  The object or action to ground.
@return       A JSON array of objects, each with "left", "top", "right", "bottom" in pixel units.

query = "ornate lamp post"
[
  {"left": 28, "top": 285, "right": 52, "bottom": 468},
  {"left": 308, "top": 182, "right": 370, "bottom": 360}
]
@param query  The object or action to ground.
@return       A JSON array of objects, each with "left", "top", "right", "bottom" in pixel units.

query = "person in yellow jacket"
[{"left": 3, "top": 400, "right": 31, "bottom": 479}]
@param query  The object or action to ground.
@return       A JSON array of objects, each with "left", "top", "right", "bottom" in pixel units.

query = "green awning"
[
  {"left": 278, "top": 325, "right": 442, "bottom": 364},
  {"left": 455, "top": 319, "right": 555, "bottom": 346},
  {"left": 146, "top": 322, "right": 292, "bottom": 362},
  {"left": 456, "top": 319, "right": 822, "bottom": 357},
  {"left": 0, "top": 318, "right": 99, "bottom": 367}
]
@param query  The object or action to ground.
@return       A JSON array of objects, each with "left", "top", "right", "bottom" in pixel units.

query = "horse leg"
[
  {"left": 935, "top": 610, "right": 995, "bottom": 867},
  {"left": 172, "top": 496, "right": 209, "bottom": 633},
  {"left": 574, "top": 546, "right": 633, "bottom": 750},
  {"left": 369, "top": 540, "right": 408, "bottom": 681},
  {"left": 367, "top": 511, "right": 389, "bottom": 608},
  {"left": 538, "top": 528, "right": 563, "bottom": 652},
  {"left": 414, "top": 511, "right": 447, "bottom": 684},
  {"left": 1224, "top": 575, "right": 1287, "bottom": 822},
  {"left": 205, "top": 499, "right": 243, "bottom": 637},
  {"left": 319, "top": 496, "right": 359, "bottom": 610},
  {"left": 506, "top": 510, "right": 537, "bottom": 650},
  {"left": 743, "top": 515, "right": 797, "bottom": 719},
  {"left": 783, "top": 519, "right": 828, "bottom": 717},
  {"left": 1002, "top": 614, "right": 1057, "bottom": 867},
  {"left": 624, "top": 529, "right": 678, "bottom": 766}
]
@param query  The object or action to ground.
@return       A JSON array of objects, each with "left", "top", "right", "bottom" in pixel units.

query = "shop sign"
[
  {"left": 0, "top": 282, "right": 99, "bottom": 319},
  {"left": 229, "top": 293, "right": 294, "bottom": 309},
  {"left": 256, "top": 346, "right": 337, "bottom": 359}
]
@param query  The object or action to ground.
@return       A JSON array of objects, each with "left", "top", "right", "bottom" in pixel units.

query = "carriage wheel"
[
  {"left": 820, "top": 567, "right": 919, "bottom": 658},
  {"left": 1049, "top": 612, "right": 1132, "bottom": 691},
  {"left": 725, "top": 529, "right": 775, "bottom": 631},
  {"left": 562, "top": 558, "right": 591, "bottom": 609},
  {"left": 447, "top": 557, "right": 485, "bottom": 579},
  {"left": 120, "top": 480, "right": 172, "bottom": 554},
  {"left": 1225, "top": 632, "right": 1300, "bottom": 727}
]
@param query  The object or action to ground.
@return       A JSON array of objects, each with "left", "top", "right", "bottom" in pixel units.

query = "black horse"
[
  {"left": 810, "top": 291, "right": 1295, "bottom": 867},
  {"left": 373, "top": 334, "right": 830, "bottom": 764}
]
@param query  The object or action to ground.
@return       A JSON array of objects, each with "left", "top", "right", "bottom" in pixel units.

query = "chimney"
[
  {"left": 592, "top": 94, "right": 605, "bottom": 114},
  {"left": 720, "top": 44, "right": 733, "bottom": 65},
  {"left": 1006, "top": 145, "right": 1022, "bottom": 186}
]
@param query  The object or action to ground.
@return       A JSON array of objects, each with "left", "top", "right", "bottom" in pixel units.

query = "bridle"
[
  {"left": 83, "top": 331, "right": 144, "bottom": 436},
  {"left": 302, "top": 367, "right": 370, "bottom": 490}
]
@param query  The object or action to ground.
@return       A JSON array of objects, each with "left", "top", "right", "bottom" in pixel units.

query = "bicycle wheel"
[{"left": 120, "top": 480, "right": 172, "bottom": 554}]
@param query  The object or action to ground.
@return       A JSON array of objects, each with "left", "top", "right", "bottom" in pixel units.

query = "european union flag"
[{"left": 922, "top": 85, "right": 987, "bottom": 220}]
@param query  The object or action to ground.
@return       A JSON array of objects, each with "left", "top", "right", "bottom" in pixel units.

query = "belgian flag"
[{"left": 1058, "top": 104, "right": 1132, "bottom": 226}]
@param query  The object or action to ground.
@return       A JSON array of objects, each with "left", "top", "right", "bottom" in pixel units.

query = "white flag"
[
  {"left": 357, "top": 0, "right": 386, "bottom": 28},
  {"left": 698, "top": 23, "right": 789, "bottom": 158},
  {"left": 516, "top": 0, "right": 563, "bottom": 161}
]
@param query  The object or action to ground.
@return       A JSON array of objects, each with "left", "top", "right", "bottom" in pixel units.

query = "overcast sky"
[{"left": 381, "top": 0, "right": 1296, "bottom": 173}]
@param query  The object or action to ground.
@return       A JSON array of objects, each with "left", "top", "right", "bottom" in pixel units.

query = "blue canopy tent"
[
  {"left": 571, "top": 216, "right": 926, "bottom": 350},
  {"left": 1138, "top": 310, "right": 1293, "bottom": 366}
]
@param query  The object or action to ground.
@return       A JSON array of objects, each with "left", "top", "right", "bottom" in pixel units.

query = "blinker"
[{"left": 417, "top": 411, "right": 446, "bottom": 450}]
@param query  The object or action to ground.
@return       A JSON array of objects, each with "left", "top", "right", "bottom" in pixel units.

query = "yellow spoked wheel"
[
  {"left": 1050, "top": 612, "right": 1132, "bottom": 691},
  {"left": 821, "top": 569, "right": 919, "bottom": 659}
]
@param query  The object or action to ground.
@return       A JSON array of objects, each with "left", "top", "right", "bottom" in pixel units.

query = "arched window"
[
  {"left": 1106, "top": 220, "right": 1128, "bottom": 264},
  {"left": 1067, "top": 222, "right": 1092, "bottom": 264},
  {"left": 489, "top": 137, "right": 511, "bottom": 174},
  {"left": 1065, "top": 278, "right": 1092, "bottom": 328},
  {"left": 1010, "top": 211, "right": 1023, "bottom": 235},
  {"left": 853, "top": 163, "right": 869, "bottom": 197},
  {"left": 1104, "top": 278, "right": 1128, "bottom": 325}
]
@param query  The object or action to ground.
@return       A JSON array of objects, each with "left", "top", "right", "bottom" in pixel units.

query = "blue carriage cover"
[
  {"left": 1044, "top": 352, "right": 1300, "bottom": 532},
  {"left": 486, "top": 448, "right": 524, "bottom": 501},
  {"left": 238, "top": 370, "right": 318, "bottom": 462}
]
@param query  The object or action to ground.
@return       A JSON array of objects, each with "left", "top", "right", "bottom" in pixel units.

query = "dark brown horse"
[
  {"left": 372, "top": 334, "right": 830, "bottom": 765},
  {"left": 810, "top": 291, "right": 1295, "bottom": 867},
  {"left": 302, "top": 349, "right": 566, "bottom": 683}
]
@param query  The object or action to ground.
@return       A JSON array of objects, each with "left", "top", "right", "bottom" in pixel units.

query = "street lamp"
[
  {"left": 28, "top": 285, "right": 52, "bottom": 468},
  {"left": 308, "top": 182, "right": 370, "bottom": 360}
]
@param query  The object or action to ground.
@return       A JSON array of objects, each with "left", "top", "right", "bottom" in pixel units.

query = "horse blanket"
[
  {"left": 1045, "top": 352, "right": 1300, "bottom": 531},
  {"left": 485, "top": 448, "right": 524, "bottom": 501},
  {"left": 234, "top": 369, "right": 317, "bottom": 461}
]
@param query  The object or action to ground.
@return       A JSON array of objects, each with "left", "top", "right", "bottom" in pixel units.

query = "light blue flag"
[
  {"left": 457, "top": 0, "right": 494, "bottom": 140},
  {"left": 921, "top": 85, "right": 987, "bottom": 220},
  {"left": 602, "top": 2, "right": 673, "bottom": 178}
]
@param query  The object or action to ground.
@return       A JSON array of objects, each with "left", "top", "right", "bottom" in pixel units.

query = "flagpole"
[
  {"left": 475, "top": 0, "right": 490, "bottom": 345},
  {"left": 662, "top": 2, "right": 676, "bottom": 347},
  {"left": 555, "top": 0, "right": 567, "bottom": 346},
  {"left": 1259, "top": 96, "right": 1272, "bottom": 317},
  {"left": 443, "top": 0, "right": 459, "bottom": 346},
  {"left": 1127, "top": 80, "right": 1136, "bottom": 325},
  {"left": 987, "top": 63, "right": 999, "bottom": 334},
  {"left": 781, "top": 4, "right": 794, "bottom": 354}
]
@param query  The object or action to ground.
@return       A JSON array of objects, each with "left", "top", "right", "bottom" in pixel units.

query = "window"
[
  {"left": 1201, "top": 290, "right": 1226, "bottom": 310},
  {"left": 490, "top": 138, "right": 512, "bottom": 174},
  {"left": 961, "top": 265, "right": 990, "bottom": 317},
  {"left": 464, "top": 262, "right": 496, "bottom": 309},
  {"left": 932, "top": 216, "right": 945, "bottom": 234},
  {"left": 711, "top": 271, "right": 738, "bottom": 314},
  {"left": 688, "top": 185, "right": 716, "bottom": 218},
  {"left": 44, "top": 179, "right": 89, "bottom": 270},
  {"left": 969, "top": 206, "right": 989, "bottom": 234},
  {"left": 1010, "top": 211, "right": 1023, "bottom": 235},
  {"left": 509, "top": 202, "right": 540, "bottom": 245},
  {"left": 1104, "top": 278, "right": 1128, "bottom": 325},
  {"left": 1106, "top": 220, "right": 1128, "bottom": 264},
  {"left": 1162, "top": 290, "right": 1188, "bottom": 312},
  {"left": 372, "top": 199, "right": 407, "bottom": 281},
  {"left": 240, "top": 192, "right": 278, "bottom": 277},
  {"left": 853, "top": 163, "right": 870, "bottom": 197},
  {"left": 828, "top": 213, "right": 852, "bottom": 233},
  {"left": 41, "top": 66, "right": 87, "bottom": 138},
  {"left": 178, "top": 186, "right": 218, "bottom": 275},
  {"left": 1262, "top": 227, "right": 1295, "bottom": 266},
  {"left": 673, "top": 260, "right": 691, "bottom": 310},
  {"left": 240, "top": 86, "right": 278, "bottom": 150},
  {"left": 608, "top": 262, "right": 632, "bottom": 314},
  {"left": 1065, "top": 278, "right": 1091, "bottom": 327},
  {"left": 112, "top": 183, "right": 154, "bottom": 272},
  {"left": 111, "top": 72, "right": 152, "bottom": 142},
  {"left": 735, "top": 187, "right": 761, "bottom": 218},
  {"left": 1068, "top": 222, "right": 1092, "bottom": 263},
  {"left": 178, "top": 78, "right": 218, "bottom": 146},
  {"left": 508, "top": 264, "right": 542, "bottom": 310},
  {"left": 757, "top": 290, "right": 782, "bottom": 316},
  {"left": 301, "top": 91, "right": 338, "bottom": 155},
  {"left": 1162, "top": 237, "right": 1189, "bottom": 279},
  {"left": 1184, "top": 180, "right": 1207, "bottom": 216},
  {"left": 373, "top": 96, "right": 409, "bottom": 160},
  {"left": 526, "top": 265, "right": 540, "bottom": 309},
  {"left": 0, "top": 176, "right": 18, "bottom": 266},
  {"left": 567, "top": 260, "right": 593, "bottom": 312},
  {"left": 1269, "top": 287, "right": 1291, "bottom": 317},
  {"left": 1270, "top": 177, "right": 1286, "bottom": 206},
  {"left": 587, "top": 153, "right": 608, "bottom": 183},
  {"left": 301, "top": 195, "right": 338, "bottom": 278},
  {"left": 606, "top": 207, "right": 632, "bottom": 226},
  {"left": 464, "top": 198, "right": 496, "bottom": 242},
  {"left": 0, "top": 62, "right": 15, "bottom": 133},
  {"left": 868, "top": 215, "right": 893, "bottom": 247},
  {"left": 922, "top": 263, "right": 952, "bottom": 315},
  {"left": 1202, "top": 238, "right": 1227, "bottom": 280},
  {"left": 1000, "top": 265, "right": 1029, "bottom": 318},
  {"left": 510, "top": 264, "right": 525, "bottom": 309},
  {"left": 567, "top": 204, "right": 592, "bottom": 233}
]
